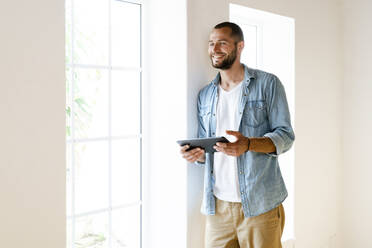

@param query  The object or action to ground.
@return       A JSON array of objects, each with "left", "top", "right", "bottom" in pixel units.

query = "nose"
[{"left": 212, "top": 43, "right": 221, "bottom": 53}]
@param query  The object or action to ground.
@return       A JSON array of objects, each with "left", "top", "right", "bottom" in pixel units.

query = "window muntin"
[{"left": 65, "top": 0, "right": 142, "bottom": 247}]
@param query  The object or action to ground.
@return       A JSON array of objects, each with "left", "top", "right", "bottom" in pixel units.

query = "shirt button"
[
  {"left": 213, "top": 113, "right": 215, "bottom": 116},
  {"left": 212, "top": 132, "right": 215, "bottom": 135}
]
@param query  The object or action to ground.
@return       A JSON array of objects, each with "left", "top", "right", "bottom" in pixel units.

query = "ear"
[{"left": 237, "top": 41, "right": 244, "bottom": 53}]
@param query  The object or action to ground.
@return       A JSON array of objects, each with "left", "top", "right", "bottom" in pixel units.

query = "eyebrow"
[{"left": 208, "top": 39, "right": 230, "bottom": 43}]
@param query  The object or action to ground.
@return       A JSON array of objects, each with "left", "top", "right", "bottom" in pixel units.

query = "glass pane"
[
  {"left": 73, "top": 69, "right": 108, "bottom": 139},
  {"left": 111, "top": 1, "right": 141, "bottom": 67},
  {"left": 111, "top": 70, "right": 140, "bottom": 137},
  {"left": 66, "top": 66, "right": 72, "bottom": 140},
  {"left": 74, "top": 0, "right": 109, "bottom": 65},
  {"left": 66, "top": 143, "right": 72, "bottom": 217},
  {"left": 74, "top": 141, "right": 109, "bottom": 214},
  {"left": 111, "top": 206, "right": 140, "bottom": 248},
  {"left": 241, "top": 24, "right": 257, "bottom": 68},
  {"left": 65, "top": 0, "right": 72, "bottom": 65},
  {"left": 112, "top": 138, "right": 140, "bottom": 206},
  {"left": 75, "top": 212, "right": 109, "bottom": 248},
  {"left": 67, "top": 219, "right": 72, "bottom": 248}
]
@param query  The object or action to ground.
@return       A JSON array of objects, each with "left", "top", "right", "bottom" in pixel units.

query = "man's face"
[{"left": 208, "top": 27, "right": 241, "bottom": 70}]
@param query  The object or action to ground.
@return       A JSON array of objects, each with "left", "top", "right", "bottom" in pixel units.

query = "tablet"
[{"left": 177, "top": 136, "right": 229, "bottom": 153}]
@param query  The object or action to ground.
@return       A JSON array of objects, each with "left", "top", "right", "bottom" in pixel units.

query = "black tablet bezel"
[{"left": 177, "top": 136, "right": 229, "bottom": 153}]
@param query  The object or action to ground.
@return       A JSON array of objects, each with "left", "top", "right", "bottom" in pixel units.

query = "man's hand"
[
  {"left": 180, "top": 145, "right": 205, "bottom": 163},
  {"left": 213, "top": 130, "right": 249, "bottom": 157}
]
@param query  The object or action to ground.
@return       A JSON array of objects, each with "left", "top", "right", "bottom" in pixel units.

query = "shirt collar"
[{"left": 211, "top": 64, "right": 255, "bottom": 87}]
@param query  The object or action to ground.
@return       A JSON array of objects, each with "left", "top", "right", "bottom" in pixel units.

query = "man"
[{"left": 180, "top": 22, "right": 295, "bottom": 248}]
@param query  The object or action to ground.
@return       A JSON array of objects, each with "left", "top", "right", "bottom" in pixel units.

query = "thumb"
[{"left": 225, "top": 130, "right": 241, "bottom": 137}]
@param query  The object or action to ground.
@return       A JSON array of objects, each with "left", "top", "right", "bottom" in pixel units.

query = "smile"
[{"left": 213, "top": 55, "right": 225, "bottom": 59}]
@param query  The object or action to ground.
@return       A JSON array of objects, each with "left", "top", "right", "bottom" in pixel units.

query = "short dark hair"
[{"left": 214, "top": 22, "right": 244, "bottom": 42}]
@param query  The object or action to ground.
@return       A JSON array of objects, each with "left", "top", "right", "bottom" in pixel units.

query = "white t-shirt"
[{"left": 213, "top": 81, "right": 243, "bottom": 202}]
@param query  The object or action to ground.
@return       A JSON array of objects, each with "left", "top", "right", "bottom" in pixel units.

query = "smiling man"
[{"left": 180, "top": 22, "right": 295, "bottom": 248}]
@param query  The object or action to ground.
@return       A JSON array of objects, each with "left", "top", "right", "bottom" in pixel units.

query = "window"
[
  {"left": 65, "top": 0, "right": 143, "bottom": 247},
  {"left": 230, "top": 4, "right": 295, "bottom": 244}
]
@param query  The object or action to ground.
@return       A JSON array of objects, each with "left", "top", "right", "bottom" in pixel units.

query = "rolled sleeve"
[
  {"left": 264, "top": 132, "right": 290, "bottom": 157},
  {"left": 263, "top": 75, "right": 295, "bottom": 157},
  {"left": 194, "top": 160, "right": 205, "bottom": 166}
]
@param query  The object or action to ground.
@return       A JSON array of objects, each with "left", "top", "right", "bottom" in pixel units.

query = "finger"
[
  {"left": 180, "top": 145, "right": 190, "bottom": 153},
  {"left": 183, "top": 152, "right": 194, "bottom": 160},
  {"left": 182, "top": 146, "right": 201, "bottom": 156},
  {"left": 216, "top": 142, "right": 227, "bottom": 148},
  {"left": 214, "top": 146, "right": 224, "bottom": 153},
  {"left": 191, "top": 147, "right": 203, "bottom": 154},
  {"left": 189, "top": 155, "right": 202, "bottom": 163},
  {"left": 183, "top": 147, "right": 202, "bottom": 158},
  {"left": 185, "top": 149, "right": 204, "bottom": 161},
  {"left": 188, "top": 152, "right": 203, "bottom": 162},
  {"left": 220, "top": 142, "right": 235, "bottom": 149},
  {"left": 191, "top": 150, "right": 205, "bottom": 162},
  {"left": 182, "top": 149, "right": 195, "bottom": 158}
]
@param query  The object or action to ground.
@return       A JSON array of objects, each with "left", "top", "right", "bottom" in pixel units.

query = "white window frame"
[
  {"left": 66, "top": 0, "right": 144, "bottom": 247},
  {"left": 237, "top": 20, "right": 264, "bottom": 69}
]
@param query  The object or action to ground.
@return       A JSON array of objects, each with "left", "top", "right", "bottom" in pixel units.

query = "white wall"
[
  {"left": 186, "top": 1, "right": 228, "bottom": 247},
  {"left": 143, "top": 0, "right": 188, "bottom": 248},
  {"left": 0, "top": 0, "right": 65, "bottom": 247},
  {"left": 341, "top": 0, "right": 372, "bottom": 247},
  {"left": 4, "top": 0, "right": 372, "bottom": 247},
  {"left": 186, "top": 0, "right": 343, "bottom": 247}
]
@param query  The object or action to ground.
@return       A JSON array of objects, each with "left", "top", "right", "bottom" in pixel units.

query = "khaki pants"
[{"left": 205, "top": 198, "right": 285, "bottom": 248}]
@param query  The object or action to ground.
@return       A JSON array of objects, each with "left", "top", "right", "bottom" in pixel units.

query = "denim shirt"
[{"left": 196, "top": 65, "right": 295, "bottom": 217}]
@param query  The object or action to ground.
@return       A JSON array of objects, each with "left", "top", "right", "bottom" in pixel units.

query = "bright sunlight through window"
[{"left": 65, "top": 0, "right": 143, "bottom": 247}]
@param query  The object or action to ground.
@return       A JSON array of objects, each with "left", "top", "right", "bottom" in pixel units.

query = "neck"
[{"left": 219, "top": 61, "right": 245, "bottom": 89}]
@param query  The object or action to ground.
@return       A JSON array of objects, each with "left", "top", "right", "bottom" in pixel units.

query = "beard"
[{"left": 210, "top": 45, "right": 238, "bottom": 70}]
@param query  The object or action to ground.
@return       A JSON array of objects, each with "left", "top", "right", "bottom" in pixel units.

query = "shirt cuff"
[
  {"left": 194, "top": 160, "right": 205, "bottom": 166},
  {"left": 263, "top": 132, "right": 284, "bottom": 157}
]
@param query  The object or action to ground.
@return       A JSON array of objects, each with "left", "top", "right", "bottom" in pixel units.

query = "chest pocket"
[
  {"left": 242, "top": 100, "right": 268, "bottom": 128},
  {"left": 198, "top": 105, "right": 211, "bottom": 126}
]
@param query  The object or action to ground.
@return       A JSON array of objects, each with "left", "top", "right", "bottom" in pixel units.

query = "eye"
[{"left": 209, "top": 42, "right": 215, "bottom": 47}]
